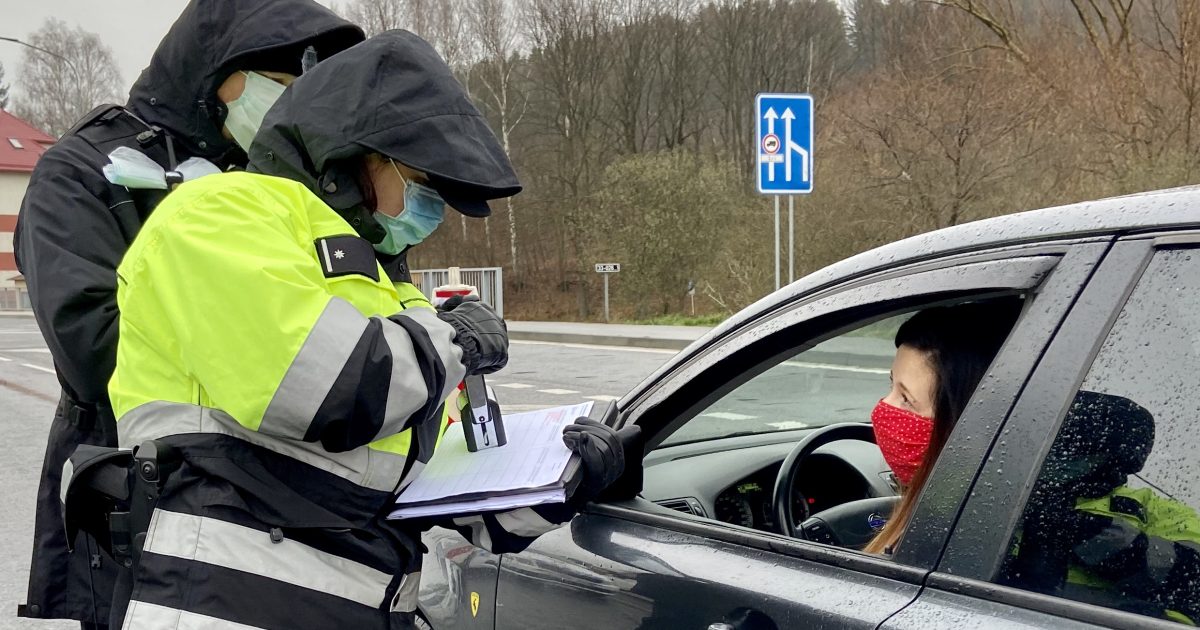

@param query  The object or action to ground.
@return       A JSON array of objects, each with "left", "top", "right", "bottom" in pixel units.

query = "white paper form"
[
  {"left": 392, "top": 401, "right": 594, "bottom": 509},
  {"left": 389, "top": 488, "right": 567, "bottom": 519}
]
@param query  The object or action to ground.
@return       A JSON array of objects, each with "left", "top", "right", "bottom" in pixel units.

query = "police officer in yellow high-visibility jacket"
[
  {"left": 104, "top": 31, "right": 635, "bottom": 629},
  {"left": 1006, "top": 391, "right": 1200, "bottom": 624}
]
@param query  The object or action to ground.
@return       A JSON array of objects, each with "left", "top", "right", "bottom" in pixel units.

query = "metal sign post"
[
  {"left": 788, "top": 196, "right": 795, "bottom": 283},
  {"left": 756, "top": 93, "right": 814, "bottom": 291},
  {"left": 774, "top": 196, "right": 780, "bottom": 290},
  {"left": 595, "top": 263, "right": 620, "bottom": 322}
]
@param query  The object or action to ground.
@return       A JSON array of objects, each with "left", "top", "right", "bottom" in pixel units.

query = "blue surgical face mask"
[
  {"left": 373, "top": 160, "right": 446, "bottom": 254},
  {"left": 225, "top": 71, "right": 287, "bottom": 153}
]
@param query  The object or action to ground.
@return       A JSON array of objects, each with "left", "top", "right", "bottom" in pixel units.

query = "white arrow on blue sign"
[{"left": 756, "top": 93, "right": 813, "bottom": 194}]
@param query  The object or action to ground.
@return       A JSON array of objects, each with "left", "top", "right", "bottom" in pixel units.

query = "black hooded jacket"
[
  {"left": 249, "top": 29, "right": 521, "bottom": 249},
  {"left": 13, "top": 1, "right": 361, "bottom": 622}
]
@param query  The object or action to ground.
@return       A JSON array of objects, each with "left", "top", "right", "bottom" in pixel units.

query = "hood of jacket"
[
  {"left": 248, "top": 30, "right": 521, "bottom": 242},
  {"left": 126, "top": 0, "right": 363, "bottom": 167}
]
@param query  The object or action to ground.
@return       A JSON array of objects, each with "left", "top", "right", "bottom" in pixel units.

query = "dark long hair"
[{"left": 865, "top": 299, "right": 1022, "bottom": 554}]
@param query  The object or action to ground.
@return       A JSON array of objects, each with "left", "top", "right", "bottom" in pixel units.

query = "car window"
[
  {"left": 1000, "top": 247, "right": 1200, "bottom": 626},
  {"left": 659, "top": 314, "right": 906, "bottom": 446}
]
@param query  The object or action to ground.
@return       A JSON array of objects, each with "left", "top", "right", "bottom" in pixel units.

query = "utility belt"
[{"left": 61, "top": 440, "right": 181, "bottom": 571}]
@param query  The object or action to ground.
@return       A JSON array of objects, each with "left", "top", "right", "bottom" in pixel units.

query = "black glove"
[
  {"left": 437, "top": 294, "right": 474, "bottom": 311},
  {"left": 562, "top": 418, "right": 642, "bottom": 505},
  {"left": 436, "top": 296, "right": 508, "bottom": 375}
]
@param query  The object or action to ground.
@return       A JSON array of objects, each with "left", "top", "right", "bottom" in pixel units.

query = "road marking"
[
  {"left": 0, "top": 356, "right": 11, "bottom": 362},
  {"left": 0, "top": 331, "right": 43, "bottom": 335},
  {"left": 5, "top": 348, "right": 51, "bottom": 353},
  {"left": 494, "top": 383, "right": 535, "bottom": 389},
  {"left": 781, "top": 360, "right": 889, "bottom": 375},
  {"left": 22, "top": 363, "right": 55, "bottom": 374},
  {"left": 768, "top": 421, "right": 809, "bottom": 430},
  {"left": 586, "top": 395, "right": 621, "bottom": 402},
  {"left": 701, "top": 411, "right": 756, "bottom": 421},
  {"left": 538, "top": 388, "right": 580, "bottom": 395},
  {"left": 511, "top": 340, "right": 677, "bottom": 355}
]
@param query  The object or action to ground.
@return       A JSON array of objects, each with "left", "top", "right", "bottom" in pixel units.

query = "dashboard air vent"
[{"left": 655, "top": 497, "right": 706, "bottom": 517}]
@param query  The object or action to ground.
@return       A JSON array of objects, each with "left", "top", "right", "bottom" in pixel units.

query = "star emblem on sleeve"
[{"left": 334, "top": 250, "right": 345, "bottom": 259}]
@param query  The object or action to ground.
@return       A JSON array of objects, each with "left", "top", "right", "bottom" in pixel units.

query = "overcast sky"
[{"left": 0, "top": 0, "right": 338, "bottom": 101}]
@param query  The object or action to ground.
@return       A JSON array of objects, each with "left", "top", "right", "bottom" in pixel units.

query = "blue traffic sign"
[{"left": 756, "top": 93, "right": 813, "bottom": 194}]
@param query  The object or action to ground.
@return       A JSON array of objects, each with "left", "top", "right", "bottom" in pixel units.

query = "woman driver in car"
[{"left": 865, "top": 301, "right": 1021, "bottom": 555}]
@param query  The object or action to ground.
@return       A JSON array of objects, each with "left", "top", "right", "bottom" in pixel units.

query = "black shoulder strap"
[
  {"left": 64, "top": 104, "right": 127, "bottom": 137},
  {"left": 74, "top": 106, "right": 160, "bottom": 154},
  {"left": 70, "top": 106, "right": 173, "bottom": 223}
]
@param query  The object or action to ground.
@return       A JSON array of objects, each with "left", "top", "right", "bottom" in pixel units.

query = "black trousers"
[{"left": 21, "top": 393, "right": 117, "bottom": 624}]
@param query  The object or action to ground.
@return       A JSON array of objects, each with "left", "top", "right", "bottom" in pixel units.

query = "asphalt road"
[{"left": 0, "top": 315, "right": 72, "bottom": 630}]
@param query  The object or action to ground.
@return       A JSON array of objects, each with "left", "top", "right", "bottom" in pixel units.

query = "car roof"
[
  {"left": 621, "top": 185, "right": 1200, "bottom": 411},
  {"left": 724, "top": 185, "right": 1200, "bottom": 338}
]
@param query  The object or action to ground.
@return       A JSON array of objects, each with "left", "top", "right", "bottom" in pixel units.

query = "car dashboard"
[{"left": 641, "top": 430, "right": 895, "bottom": 533}]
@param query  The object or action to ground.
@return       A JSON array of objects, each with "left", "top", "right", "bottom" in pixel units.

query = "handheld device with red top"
[{"left": 438, "top": 267, "right": 506, "bottom": 451}]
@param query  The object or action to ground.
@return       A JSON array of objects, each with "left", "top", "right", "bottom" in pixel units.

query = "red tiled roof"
[{"left": 0, "top": 110, "right": 54, "bottom": 173}]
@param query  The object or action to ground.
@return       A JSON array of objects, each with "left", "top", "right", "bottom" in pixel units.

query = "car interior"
[{"left": 634, "top": 294, "right": 1028, "bottom": 553}]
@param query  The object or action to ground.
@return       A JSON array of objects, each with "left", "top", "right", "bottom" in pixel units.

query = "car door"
[
  {"left": 883, "top": 234, "right": 1200, "bottom": 629},
  {"left": 488, "top": 242, "right": 1106, "bottom": 630}
]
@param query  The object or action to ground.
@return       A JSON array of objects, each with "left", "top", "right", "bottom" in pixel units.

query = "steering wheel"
[{"left": 772, "top": 422, "right": 897, "bottom": 547}]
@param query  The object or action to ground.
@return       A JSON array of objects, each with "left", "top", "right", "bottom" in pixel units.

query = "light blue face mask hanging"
[
  {"left": 373, "top": 160, "right": 446, "bottom": 255},
  {"left": 225, "top": 71, "right": 287, "bottom": 153}
]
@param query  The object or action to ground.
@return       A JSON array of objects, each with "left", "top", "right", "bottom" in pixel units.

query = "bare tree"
[
  {"left": 845, "top": 61, "right": 1047, "bottom": 233},
  {"left": 656, "top": 0, "right": 706, "bottom": 150},
  {"left": 0, "top": 62, "right": 10, "bottom": 110},
  {"left": 13, "top": 18, "right": 123, "bottom": 137},
  {"left": 1145, "top": 0, "right": 1200, "bottom": 176},
  {"left": 340, "top": 0, "right": 405, "bottom": 36},
  {"left": 521, "top": 0, "right": 614, "bottom": 315},
  {"left": 469, "top": 0, "right": 529, "bottom": 273}
]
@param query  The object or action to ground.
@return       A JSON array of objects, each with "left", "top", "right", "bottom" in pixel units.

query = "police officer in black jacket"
[{"left": 13, "top": 2, "right": 362, "bottom": 626}]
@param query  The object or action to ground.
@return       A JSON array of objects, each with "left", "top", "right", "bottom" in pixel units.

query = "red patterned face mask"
[{"left": 871, "top": 400, "right": 934, "bottom": 486}]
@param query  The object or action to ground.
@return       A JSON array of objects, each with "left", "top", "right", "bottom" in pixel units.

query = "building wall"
[{"left": 0, "top": 171, "right": 31, "bottom": 288}]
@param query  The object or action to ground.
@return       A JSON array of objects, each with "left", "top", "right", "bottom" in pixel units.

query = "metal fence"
[
  {"left": 409, "top": 267, "right": 504, "bottom": 317},
  {"left": 0, "top": 287, "right": 31, "bottom": 310}
]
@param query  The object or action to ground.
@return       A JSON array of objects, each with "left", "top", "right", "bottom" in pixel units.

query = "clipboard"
[{"left": 387, "top": 401, "right": 610, "bottom": 519}]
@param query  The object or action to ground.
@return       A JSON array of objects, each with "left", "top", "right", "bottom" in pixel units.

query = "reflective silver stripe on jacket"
[
  {"left": 377, "top": 309, "right": 465, "bottom": 440},
  {"left": 122, "top": 599, "right": 266, "bottom": 629},
  {"left": 452, "top": 515, "right": 494, "bottom": 553},
  {"left": 118, "top": 401, "right": 409, "bottom": 492},
  {"left": 395, "top": 460, "right": 425, "bottom": 493},
  {"left": 258, "top": 297, "right": 464, "bottom": 446},
  {"left": 495, "top": 508, "right": 559, "bottom": 538},
  {"left": 260, "top": 298, "right": 367, "bottom": 441},
  {"left": 389, "top": 571, "right": 421, "bottom": 614},
  {"left": 143, "top": 509, "right": 392, "bottom": 608},
  {"left": 59, "top": 458, "right": 74, "bottom": 506}
]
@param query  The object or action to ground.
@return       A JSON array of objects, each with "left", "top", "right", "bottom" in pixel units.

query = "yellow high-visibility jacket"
[{"left": 109, "top": 171, "right": 464, "bottom": 493}]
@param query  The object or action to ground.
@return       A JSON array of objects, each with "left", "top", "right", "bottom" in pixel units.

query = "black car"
[{"left": 419, "top": 187, "right": 1200, "bottom": 629}]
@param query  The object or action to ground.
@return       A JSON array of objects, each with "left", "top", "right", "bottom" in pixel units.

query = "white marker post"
[{"left": 595, "top": 263, "right": 620, "bottom": 322}]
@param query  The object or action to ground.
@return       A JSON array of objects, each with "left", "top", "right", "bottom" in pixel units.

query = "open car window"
[
  {"left": 643, "top": 293, "right": 1026, "bottom": 538},
  {"left": 660, "top": 315, "right": 906, "bottom": 446}
]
